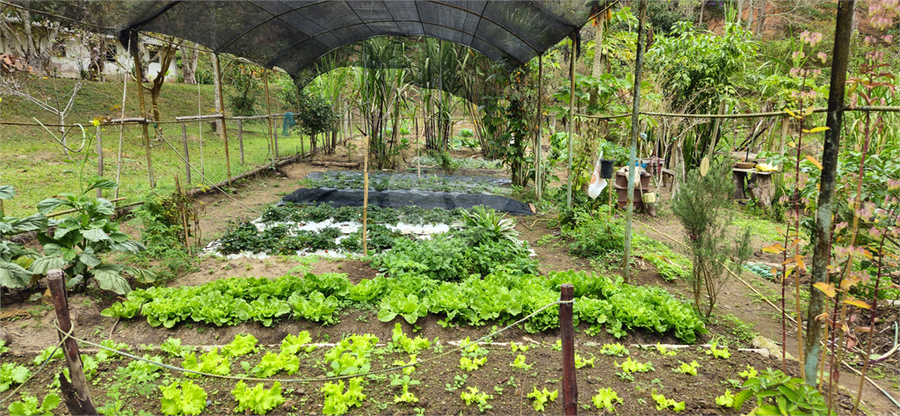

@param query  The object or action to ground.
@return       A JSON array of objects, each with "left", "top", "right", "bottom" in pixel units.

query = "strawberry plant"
[
  {"left": 159, "top": 380, "right": 207, "bottom": 416},
  {"left": 527, "top": 387, "right": 558, "bottom": 411},
  {"left": 6, "top": 393, "right": 59, "bottom": 416},
  {"left": 232, "top": 381, "right": 285, "bottom": 415},
  {"left": 592, "top": 388, "right": 622, "bottom": 413},
  {"left": 322, "top": 377, "right": 366, "bottom": 416}
]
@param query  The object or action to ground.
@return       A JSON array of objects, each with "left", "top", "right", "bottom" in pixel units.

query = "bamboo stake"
[
  {"left": 362, "top": 132, "right": 369, "bottom": 256},
  {"left": 623, "top": 0, "right": 648, "bottom": 283},
  {"left": 536, "top": 53, "right": 543, "bottom": 201},
  {"left": 181, "top": 122, "right": 192, "bottom": 184},
  {"left": 566, "top": 35, "right": 576, "bottom": 208},
  {"left": 95, "top": 125, "right": 103, "bottom": 198},
  {"left": 264, "top": 70, "right": 277, "bottom": 161},
  {"left": 131, "top": 46, "right": 155, "bottom": 189},
  {"left": 238, "top": 119, "right": 244, "bottom": 163},
  {"left": 197, "top": 77, "right": 205, "bottom": 181},
  {"left": 213, "top": 53, "right": 231, "bottom": 184},
  {"left": 114, "top": 38, "right": 129, "bottom": 202}
]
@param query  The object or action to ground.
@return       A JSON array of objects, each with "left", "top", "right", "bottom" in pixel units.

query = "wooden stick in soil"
[
  {"left": 213, "top": 53, "right": 231, "bottom": 184},
  {"left": 95, "top": 125, "right": 103, "bottom": 198},
  {"left": 853, "top": 228, "right": 889, "bottom": 414},
  {"left": 131, "top": 47, "right": 155, "bottom": 189},
  {"left": 238, "top": 119, "right": 244, "bottom": 164},
  {"left": 113, "top": 37, "right": 129, "bottom": 202},
  {"left": 181, "top": 123, "right": 192, "bottom": 185},
  {"left": 47, "top": 269, "right": 98, "bottom": 415},
  {"left": 536, "top": 53, "right": 543, "bottom": 201},
  {"left": 560, "top": 283, "right": 577, "bottom": 415},
  {"left": 263, "top": 70, "right": 277, "bottom": 161},
  {"left": 362, "top": 132, "right": 369, "bottom": 256}
]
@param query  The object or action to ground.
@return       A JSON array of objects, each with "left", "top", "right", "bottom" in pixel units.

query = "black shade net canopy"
[{"left": 12, "top": 0, "right": 604, "bottom": 75}]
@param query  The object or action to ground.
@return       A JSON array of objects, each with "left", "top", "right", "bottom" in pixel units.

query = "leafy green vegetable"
[
  {"left": 281, "top": 331, "right": 316, "bottom": 355},
  {"left": 221, "top": 334, "right": 259, "bottom": 357},
  {"left": 592, "top": 388, "right": 622, "bottom": 413},
  {"left": 674, "top": 360, "right": 699, "bottom": 376},
  {"left": 715, "top": 389, "right": 736, "bottom": 408},
  {"left": 181, "top": 348, "right": 230, "bottom": 377},
  {"left": 324, "top": 334, "right": 378, "bottom": 377},
  {"left": 391, "top": 323, "right": 430, "bottom": 354},
  {"left": 510, "top": 355, "right": 531, "bottom": 370},
  {"left": 459, "top": 356, "right": 487, "bottom": 371},
  {"left": 322, "top": 377, "right": 365, "bottom": 416},
  {"left": 706, "top": 340, "right": 731, "bottom": 359},
  {"left": 160, "top": 380, "right": 207, "bottom": 416},
  {"left": 1, "top": 362, "right": 31, "bottom": 392},
  {"left": 160, "top": 337, "right": 194, "bottom": 358},
  {"left": 251, "top": 352, "right": 300, "bottom": 377},
  {"left": 460, "top": 386, "right": 492, "bottom": 412},
  {"left": 6, "top": 393, "right": 59, "bottom": 416},
  {"left": 599, "top": 343, "right": 629, "bottom": 357},
  {"left": 31, "top": 345, "right": 63, "bottom": 366},
  {"left": 575, "top": 353, "right": 595, "bottom": 369},
  {"left": 527, "top": 387, "right": 558, "bottom": 411},
  {"left": 232, "top": 381, "right": 285, "bottom": 415},
  {"left": 651, "top": 389, "right": 685, "bottom": 412}
]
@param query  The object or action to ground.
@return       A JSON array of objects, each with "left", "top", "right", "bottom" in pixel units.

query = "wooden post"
[
  {"left": 181, "top": 122, "right": 192, "bottom": 185},
  {"left": 131, "top": 47, "right": 155, "bottom": 189},
  {"left": 47, "top": 270, "right": 98, "bottom": 416},
  {"left": 95, "top": 125, "right": 103, "bottom": 198},
  {"left": 213, "top": 53, "right": 231, "bottom": 184},
  {"left": 566, "top": 35, "right": 576, "bottom": 208},
  {"left": 263, "top": 70, "right": 277, "bottom": 163},
  {"left": 560, "top": 283, "right": 577, "bottom": 415},
  {"left": 362, "top": 132, "right": 369, "bottom": 256},
  {"left": 237, "top": 119, "right": 245, "bottom": 164},
  {"left": 536, "top": 53, "right": 543, "bottom": 201},
  {"left": 623, "top": 0, "right": 648, "bottom": 283}
]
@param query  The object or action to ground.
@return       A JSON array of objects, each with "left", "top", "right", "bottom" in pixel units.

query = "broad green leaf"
[
  {"left": 91, "top": 264, "right": 131, "bottom": 294},
  {"left": 0, "top": 185, "right": 14, "bottom": 200},
  {"left": 10, "top": 214, "right": 47, "bottom": 233},
  {"left": 0, "top": 261, "right": 33, "bottom": 288},
  {"left": 81, "top": 228, "right": 109, "bottom": 243},
  {"left": 88, "top": 179, "right": 118, "bottom": 192},
  {"left": 36, "top": 198, "right": 67, "bottom": 215},
  {"left": 28, "top": 256, "right": 66, "bottom": 275},
  {"left": 78, "top": 251, "right": 101, "bottom": 268},
  {"left": 122, "top": 267, "right": 156, "bottom": 283}
]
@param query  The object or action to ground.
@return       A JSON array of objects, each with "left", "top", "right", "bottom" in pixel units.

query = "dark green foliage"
[
  {"left": 671, "top": 161, "right": 752, "bottom": 319},
  {"left": 226, "top": 64, "right": 259, "bottom": 117},
  {"left": 564, "top": 209, "right": 626, "bottom": 258}
]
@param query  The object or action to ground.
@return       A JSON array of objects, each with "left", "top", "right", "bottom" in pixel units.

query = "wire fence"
[{"left": 0, "top": 298, "right": 571, "bottom": 405}]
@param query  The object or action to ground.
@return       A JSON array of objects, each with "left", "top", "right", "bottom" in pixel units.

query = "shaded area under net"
[
  {"left": 281, "top": 188, "right": 533, "bottom": 215},
  {"left": 304, "top": 170, "right": 510, "bottom": 193}
]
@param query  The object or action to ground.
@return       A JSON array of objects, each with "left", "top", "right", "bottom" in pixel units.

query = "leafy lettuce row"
[{"left": 103, "top": 270, "right": 706, "bottom": 343}]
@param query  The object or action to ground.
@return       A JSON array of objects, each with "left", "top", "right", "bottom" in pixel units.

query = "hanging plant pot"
[{"left": 599, "top": 159, "right": 615, "bottom": 179}]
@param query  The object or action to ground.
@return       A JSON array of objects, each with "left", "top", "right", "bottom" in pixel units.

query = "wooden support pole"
[
  {"left": 181, "top": 122, "right": 192, "bottom": 185},
  {"left": 566, "top": 34, "right": 576, "bottom": 208},
  {"left": 131, "top": 47, "right": 155, "bottom": 189},
  {"left": 536, "top": 53, "right": 544, "bottom": 201},
  {"left": 560, "top": 283, "right": 577, "bottom": 415},
  {"left": 623, "top": 0, "right": 648, "bottom": 283},
  {"left": 95, "top": 125, "right": 103, "bottom": 198},
  {"left": 47, "top": 270, "right": 98, "bottom": 416},
  {"left": 362, "top": 131, "right": 369, "bottom": 256},
  {"left": 263, "top": 70, "right": 277, "bottom": 163},
  {"left": 213, "top": 53, "right": 231, "bottom": 184},
  {"left": 238, "top": 119, "right": 244, "bottom": 164}
]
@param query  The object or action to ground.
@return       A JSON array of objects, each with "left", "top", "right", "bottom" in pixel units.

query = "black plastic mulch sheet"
[{"left": 281, "top": 188, "right": 533, "bottom": 216}]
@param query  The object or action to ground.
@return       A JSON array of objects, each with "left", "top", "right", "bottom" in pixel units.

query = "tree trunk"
[
  {"left": 699, "top": 0, "right": 706, "bottom": 27},
  {"left": 147, "top": 40, "right": 178, "bottom": 121},
  {"left": 212, "top": 54, "right": 224, "bottom": 135},
  {"left": 181, "top": 43, "right": 199, "bottom": 84},
  {"left": 756, "top": 0, "right": 767, "bottom": 36}
]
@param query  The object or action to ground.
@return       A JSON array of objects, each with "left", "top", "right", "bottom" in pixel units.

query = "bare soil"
[{"left": 1, "top": 148, "right": 897, "bottom": 415}]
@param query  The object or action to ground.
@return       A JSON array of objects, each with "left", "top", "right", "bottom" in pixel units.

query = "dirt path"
[{"left": 1, "top": 155, "right": 897, "bottom": 415}]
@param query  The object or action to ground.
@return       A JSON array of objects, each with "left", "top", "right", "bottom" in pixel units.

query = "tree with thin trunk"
[
  {"left": 0, "top": 75, "right": 84, "bottom": 154},
  {"left": 0, "top": 6, "right": 62, "bottom": 76},
  {"left": 180, "top": 41, "right": 199, "bottom": 85},
  {"left": 137, "top": 36, "right": 180, "bottom": 121}
]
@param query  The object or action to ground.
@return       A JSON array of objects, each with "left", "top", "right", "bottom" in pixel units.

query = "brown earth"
[{"left": 1, "top": 145, "right": 897, "bottom": 415}]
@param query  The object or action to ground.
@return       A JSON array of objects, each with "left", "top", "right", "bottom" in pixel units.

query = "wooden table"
[{"left": 733, "top": 168, "right": 775, "bottom": 207}]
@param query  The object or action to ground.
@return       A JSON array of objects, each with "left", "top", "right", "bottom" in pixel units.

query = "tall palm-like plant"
[{"left": 354, "top": 37, "right": 409, "bottom": 169}]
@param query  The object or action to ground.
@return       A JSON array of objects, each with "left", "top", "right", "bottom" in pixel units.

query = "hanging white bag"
[{"left": 587, "top": 152, "right": 607, "bottom": 199}]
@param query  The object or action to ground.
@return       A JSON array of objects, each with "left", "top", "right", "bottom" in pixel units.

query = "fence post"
[
  {"left": 213, "top": 53, "right": 231, "bottom": 184},
  {"left": 181, "top": 122, "right": 192, "bottom": 185},
  {"left": 560, "top": 283, "right": 577, "bottom": 415},
  {"left": 47, "top": 269, "right": 98, "bottom": 415},
  {"left": 238, "top": 119, "right": 244, "bottom": 164},
  {"left": 95, "top": 125, "right": 103, "bottom": 198}
]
